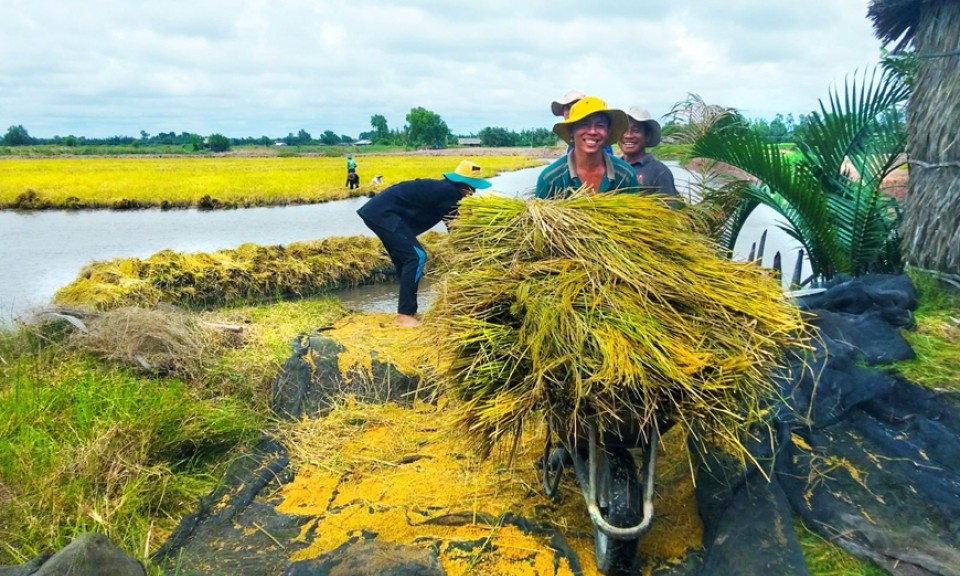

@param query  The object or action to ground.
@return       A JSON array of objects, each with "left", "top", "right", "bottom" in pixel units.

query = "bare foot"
[{"left": 394, "top": 314, "right": 421, "bottom": 328}]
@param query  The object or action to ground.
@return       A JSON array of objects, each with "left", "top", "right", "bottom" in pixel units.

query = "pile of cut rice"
[{"left": 427, "top": 190, "right": 809, "bottom": 464}]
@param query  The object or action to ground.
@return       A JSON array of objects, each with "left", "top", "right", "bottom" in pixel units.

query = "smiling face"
[
  {"left": 571, "top": 112, "right": 610, "bottom": 154},
  {"left": 619, "top": 119, "right": 648, "bottom": 161}
]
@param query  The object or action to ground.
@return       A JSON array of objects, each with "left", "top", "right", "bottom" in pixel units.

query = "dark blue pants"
[{"left": 361, "top": 218, "right": 426, "bottom": 315}]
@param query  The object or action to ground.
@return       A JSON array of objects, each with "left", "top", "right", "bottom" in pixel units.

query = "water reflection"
[{"left": 337, "top": 278, "right": 438, "bottom": 315}]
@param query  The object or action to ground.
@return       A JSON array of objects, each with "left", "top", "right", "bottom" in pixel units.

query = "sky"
[{"left": 1, "top": 0, "right": 889, "bottom": 140}]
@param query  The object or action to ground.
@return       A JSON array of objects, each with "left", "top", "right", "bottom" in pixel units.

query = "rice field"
[{"left": 0, "top": 155, "right": 542, "bottom": 209}]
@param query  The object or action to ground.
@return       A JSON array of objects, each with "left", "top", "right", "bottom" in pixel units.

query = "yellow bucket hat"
[
  {"left": 444, "top": 160, "right": 492, "bottom": 189},
  {"left": 552, "top": 96, "right": 629, "bottom": 147}
]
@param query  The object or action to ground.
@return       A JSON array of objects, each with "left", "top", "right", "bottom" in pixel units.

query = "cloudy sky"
[{"left": 1, "top": 1, "right": 889, "bottom": 140}]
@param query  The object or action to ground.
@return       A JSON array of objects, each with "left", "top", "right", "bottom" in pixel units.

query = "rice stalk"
[{"left": 428, "top": 188, "right": 810, "bottom": 467}]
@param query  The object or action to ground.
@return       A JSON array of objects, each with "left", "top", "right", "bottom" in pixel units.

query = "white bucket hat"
[
  {"left": 625, "top": 106, "right": 663, "bottom": 148},
  {"left": 550, "top": 90, "right": 587, "bottom": 117}
]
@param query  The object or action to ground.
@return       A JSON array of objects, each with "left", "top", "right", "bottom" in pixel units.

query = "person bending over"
[{"left": 357, "top": 160, "right": 492, "bottom": 327}]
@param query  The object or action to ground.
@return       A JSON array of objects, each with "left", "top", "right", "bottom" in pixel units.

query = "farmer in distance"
[
  {"left": 536, "top": 96, "right": 639, "bottom": 199},
  {"left": 357, "top": 160, "right": 491, "bottom": 328}
]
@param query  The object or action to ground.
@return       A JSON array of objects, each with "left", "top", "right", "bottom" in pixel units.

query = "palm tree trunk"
[{"left": 902, "top": 1, "right": 960, "bottom": 279}]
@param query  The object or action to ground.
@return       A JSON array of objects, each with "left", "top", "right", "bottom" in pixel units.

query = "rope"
[
  {"left": 917, "top": 48, "right": 960, "bottom": 59},
  {"left": 909, "top": 159, "right": 960, "bottom": 170}
]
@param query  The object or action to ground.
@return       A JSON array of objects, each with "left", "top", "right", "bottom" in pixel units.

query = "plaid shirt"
[{"left": 535, "top": 153, "right": 639, "bottom": 199}]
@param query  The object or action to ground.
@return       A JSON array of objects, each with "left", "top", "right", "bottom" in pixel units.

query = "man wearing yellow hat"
[
  {"left": 536, "top": 96, "right": 639, "bottom": 199},
  {"left": 357, "top": 160, "right": 492, "bottom": 327}
]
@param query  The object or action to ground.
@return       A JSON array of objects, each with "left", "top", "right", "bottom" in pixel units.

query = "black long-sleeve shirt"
[{"left": 357, "top": 178, "right": 464, "bottom": 235}]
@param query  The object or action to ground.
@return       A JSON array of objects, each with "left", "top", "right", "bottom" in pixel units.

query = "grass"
[
  {"left": 0, "top": 295, "right": 349, "bottom": 568},
  {"left": 894, "top": 269, "right": 960, "bottom": 391},
  {"left": 796, "top": 520, "right": 888, "bottom": 575},
  {"left": 0, "top": 154, "right": 542, "bottom": 210},
  {"left": 0, "top": 341, "right": 258, "bottom": 564}
]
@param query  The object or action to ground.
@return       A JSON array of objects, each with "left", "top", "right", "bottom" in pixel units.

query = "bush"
[{"left": 207, "top": 133, "right": 231, "bottom": 152}]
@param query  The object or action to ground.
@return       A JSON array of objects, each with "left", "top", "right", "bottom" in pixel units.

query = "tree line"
[{"left": 2, "top": 104, "right": 855, "bottom": 152}]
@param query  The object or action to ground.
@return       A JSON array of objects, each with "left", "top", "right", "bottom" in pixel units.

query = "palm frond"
[
  {"left": 684, "top": 66, "right": 908, "bottom": 281},
  {"left": 691, "top": 122, "right": 847, "bottom": 278}
]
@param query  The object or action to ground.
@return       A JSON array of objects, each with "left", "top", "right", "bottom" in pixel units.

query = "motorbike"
[{"left": 541, "top": 411, "right": 666, "bottom": 575}]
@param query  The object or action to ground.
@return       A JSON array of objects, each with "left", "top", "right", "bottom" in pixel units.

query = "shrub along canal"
[{"left": 0, "top": 162, "right": 806, "bottom": 326}]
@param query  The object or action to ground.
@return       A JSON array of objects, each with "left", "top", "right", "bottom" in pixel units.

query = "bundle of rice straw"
[{"left": 427, "top": 189, "right": 809, "bottom": 464}]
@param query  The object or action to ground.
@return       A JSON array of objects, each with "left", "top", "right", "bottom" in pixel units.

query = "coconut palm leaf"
[
  {"left": 682, "top": 67, "right": 908, "bottom": 281},
  {"left": 801, "top": 68, "right": 908, "bottom": 275},
  {"left": 690, "top": 124, "right": 847, "bottom": 278}
]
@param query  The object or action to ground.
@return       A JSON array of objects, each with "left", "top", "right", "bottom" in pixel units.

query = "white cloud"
[{"left": 0, "top": 0, "right": 886, "bottom": 138}]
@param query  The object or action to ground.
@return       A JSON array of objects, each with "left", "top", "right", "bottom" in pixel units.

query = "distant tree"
[
  {"left": 405, "top": 107, "right": 451, "bottom": 148},
  {"left": 155, "top": 132, "right": 177, "bottom": 145},
  {"left": 792, "top": 113, "right": 815, "bottom": 144},
  {"left": 370, "top": 114, "right": 390, "bottom": 144},
  {"left": 340, "top": 134, "right": 355, "bottom": 144},
  {"left": 768, "top": 114, "right": 788, "bottom": 143},
  {"left": 749, "top": 117, "right": 770, "bottom": 142},
  {"left": 185, "top": 134, "right": 205, "bottom": 151},
  {"left": 320, "top": 130, "right": 341, "bottom": 145},
  {"left": 478, "top": 126, "right": 517, "bottom": 147},
  {"left": 658, "top": 119, "right": 686, "bottom": 145},
  {"left": 3, "top": 125, "right": 33, "bottom": 146},
  {"left": 207, "top": 133, "right": 231, "bottom": 152},
  {"left": 64, "top": 135, "right": 79, "bottom": 147},
  {"left": 519, "top": 127, "right": 557, "bottom": 147}
]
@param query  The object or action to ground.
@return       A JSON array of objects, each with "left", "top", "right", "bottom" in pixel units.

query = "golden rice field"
[{"left": 0, "top": 155, "right": 543, "bottom": 209}]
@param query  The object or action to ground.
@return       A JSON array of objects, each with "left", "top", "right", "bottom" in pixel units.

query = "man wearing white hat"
[
  {"left": 619, "top": 106, "right": 678, "bottom": 199},
  {"left": 550, "top": 90, "right": 587, "bottom": 119}
]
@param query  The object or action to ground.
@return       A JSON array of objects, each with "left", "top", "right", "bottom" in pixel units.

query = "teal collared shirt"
[{"left": 535, "top": 152, "right": 640, "bottom": 199}]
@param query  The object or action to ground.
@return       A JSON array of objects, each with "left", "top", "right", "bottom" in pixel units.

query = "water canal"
[{"left": 0, "top": 162, "right": 806, "bottom": 326}]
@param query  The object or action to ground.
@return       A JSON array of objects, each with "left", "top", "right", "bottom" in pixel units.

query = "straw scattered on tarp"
[
  {"left": 276, "top": 399, "right": 703, "bottom": 576},
  {"left": 426, "top": 190, "right": 810, "bottom": 465}
]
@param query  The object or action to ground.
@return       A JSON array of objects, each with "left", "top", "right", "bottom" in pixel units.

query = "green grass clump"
[
  {"left": 894, "top": 270, "right": 960, "bottom": 391},
  {"left": 796, "top": 520, "right": 889, "bottom": 575},
  {"left": 0, "top": 335, "right": 260, "bottom": 564},
  {"left": 0, "top": 293, "right": 349, "bottom": 567}
]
